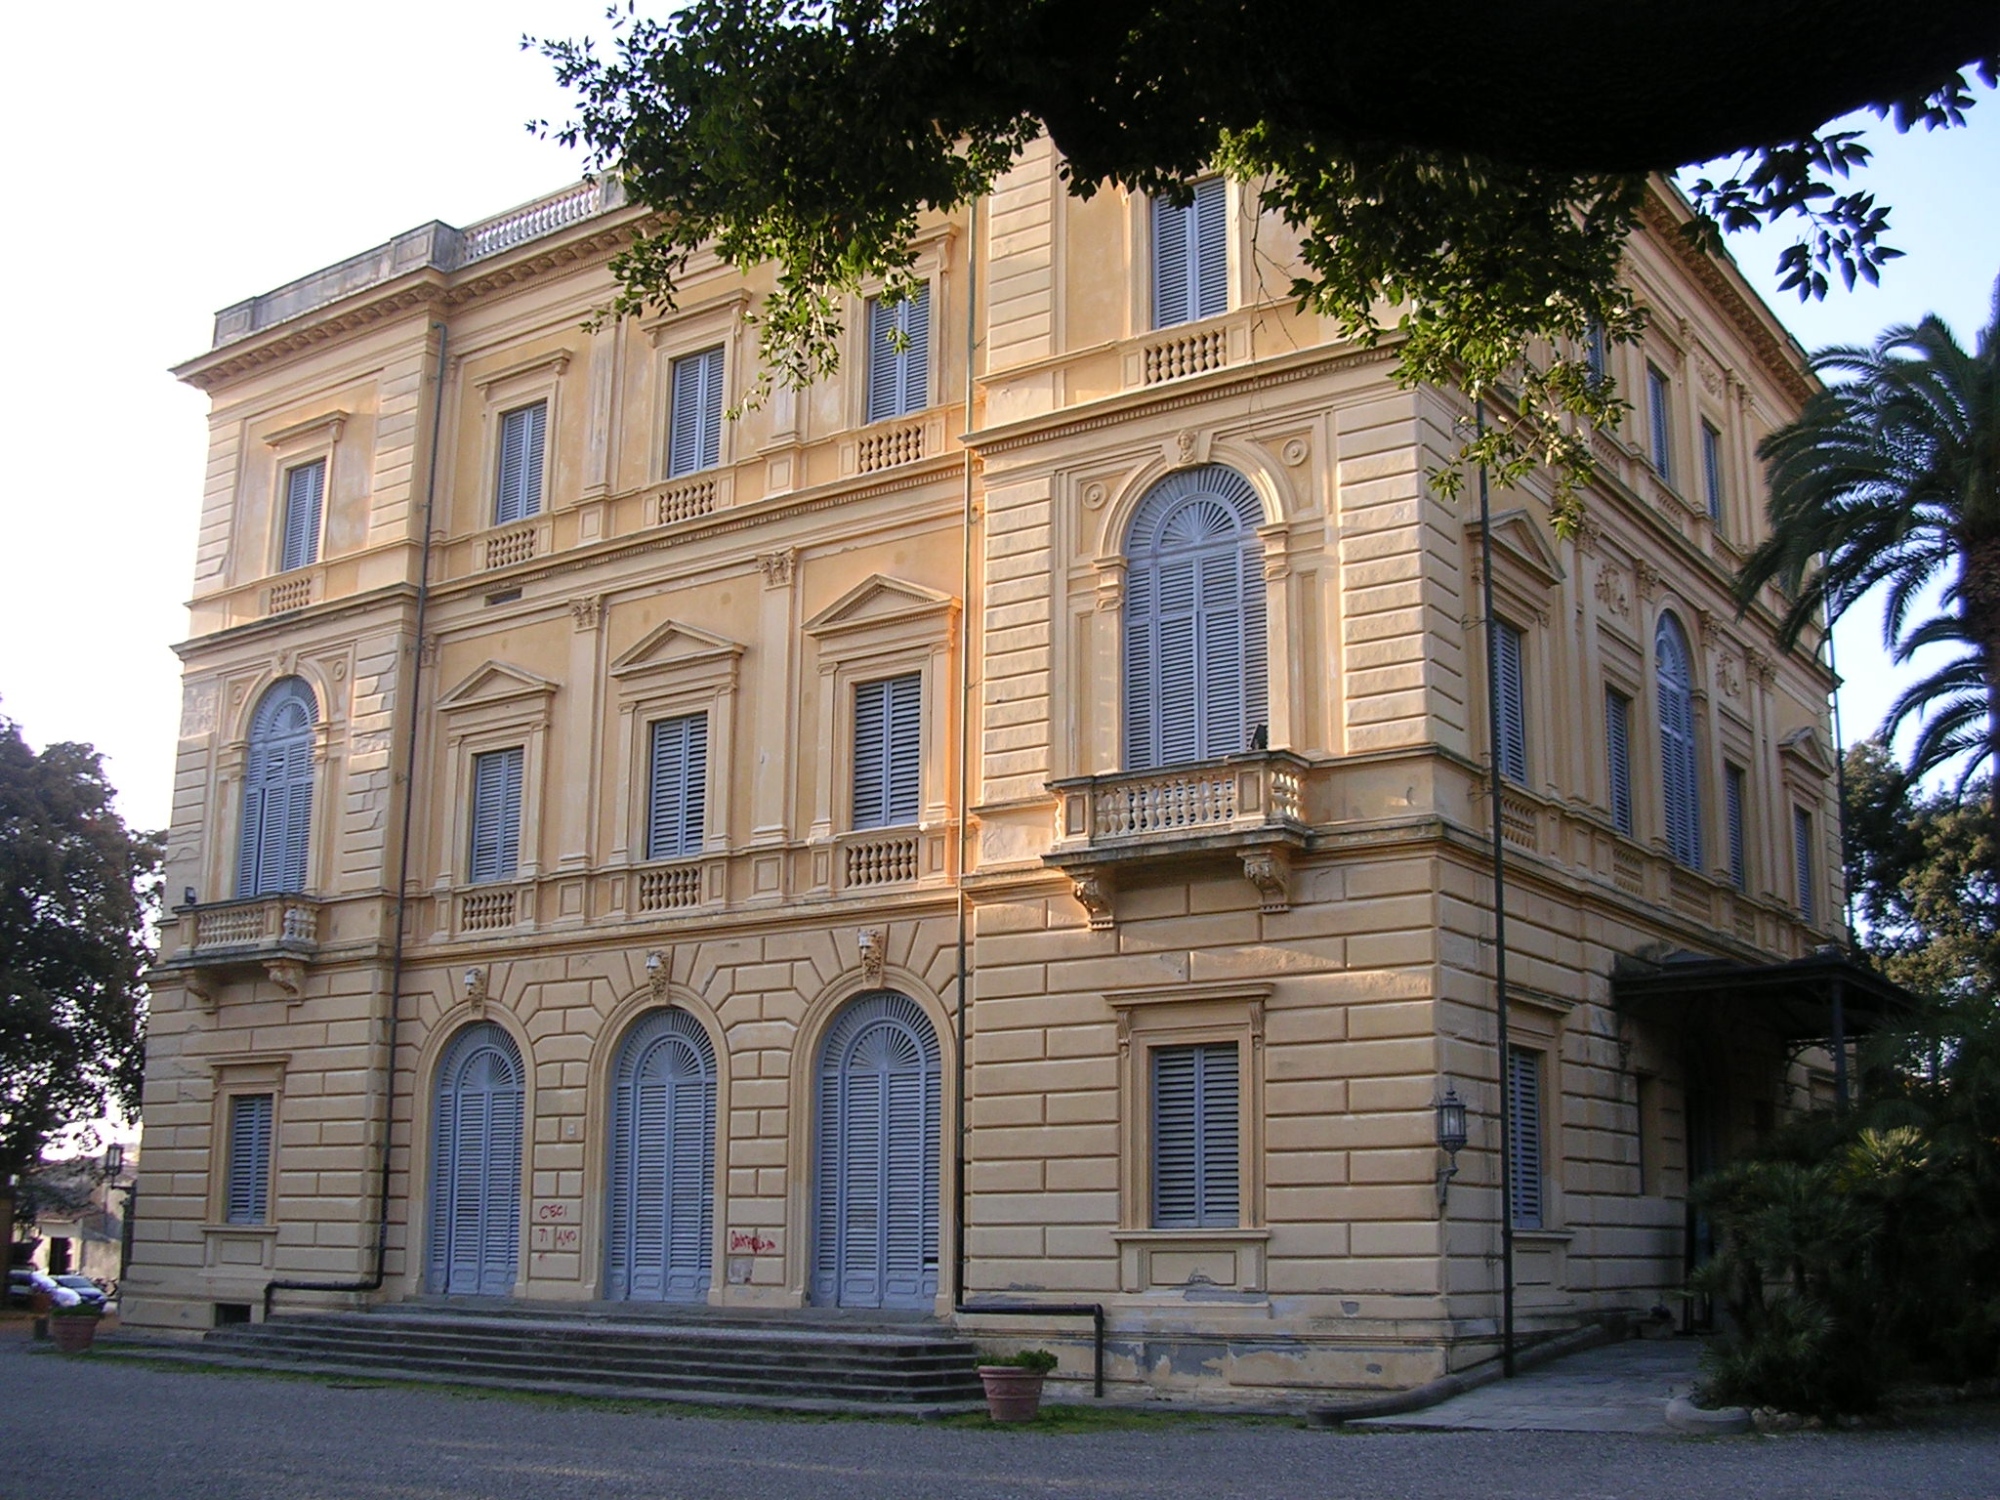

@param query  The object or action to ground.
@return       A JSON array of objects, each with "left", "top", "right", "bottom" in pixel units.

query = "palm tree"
[{"left": 1736, "top": 276, "right": 2000, "bottom": 788}]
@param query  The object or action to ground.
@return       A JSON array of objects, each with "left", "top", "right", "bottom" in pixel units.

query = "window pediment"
[
  {"left": 803, "top": 575, "right": 958, "bottom": 646},
  {"left": 1468, "top": 509, "right": 1566, "bottom": 590},
  {"left": 1780, "top": 726, "right": 1835, "bottom": 779},
  {"left": 610, "top": 620, "right": 746, "bottom": 689},
  {"left": 436, "top": 660, "right": 558, "bottom": 712}
]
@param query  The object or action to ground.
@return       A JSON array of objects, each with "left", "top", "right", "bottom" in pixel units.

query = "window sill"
[
  {"left": 1114, "top": 1228, "right": 1268, "bottom": 1293},
  {"left": 1510, "top": 1227, "right": 1572, "bottom": 1244}
]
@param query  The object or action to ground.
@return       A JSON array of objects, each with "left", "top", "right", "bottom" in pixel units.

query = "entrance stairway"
[{"left": 112, "top": 1300, "right": 989, "bottom": 1416}]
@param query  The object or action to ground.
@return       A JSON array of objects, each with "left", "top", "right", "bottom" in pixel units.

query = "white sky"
[{"left": 0, "top": 7, "right": 1993, "bottom": 833}]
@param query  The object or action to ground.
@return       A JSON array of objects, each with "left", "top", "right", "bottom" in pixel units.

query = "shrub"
[{"left": 984, "top": 1348, "right": 1058, "bottom": 1374}]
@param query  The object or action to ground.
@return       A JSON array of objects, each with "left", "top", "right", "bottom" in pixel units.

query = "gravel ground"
[{"left": 4, "top": 1337, "right": 1996, "bottom": 1500}]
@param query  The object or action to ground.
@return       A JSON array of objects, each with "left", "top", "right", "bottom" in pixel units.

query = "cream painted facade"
[{"left": 129, "top": 150, "right": 1844, "bottom": 1397}]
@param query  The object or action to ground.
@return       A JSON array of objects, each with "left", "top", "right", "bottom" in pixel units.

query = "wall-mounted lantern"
[{"left": 1435, "top": 1084, "right": 1469, "bottom": 1206}]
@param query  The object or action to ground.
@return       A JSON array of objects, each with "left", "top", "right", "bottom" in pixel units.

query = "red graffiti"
[{"left": 729, "top": 1231, "right": 778, "bottom": 1254}]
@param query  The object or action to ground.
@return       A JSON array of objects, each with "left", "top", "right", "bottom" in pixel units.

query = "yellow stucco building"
[{"left": 128, "top": 148, "right": 1874, "bottom": 1398}]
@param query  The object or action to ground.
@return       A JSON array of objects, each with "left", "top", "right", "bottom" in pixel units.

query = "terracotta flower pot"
[
  {"left": 978, "top": 1365, "right": 1047, "bottom": 1422},
  {"left": 51, "top": 1315, "right": 99, "bottom": 1354}
]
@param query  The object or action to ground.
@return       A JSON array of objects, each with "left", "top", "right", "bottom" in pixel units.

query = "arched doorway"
[
  {"left": 604, "top": 1008, "right": 717, "bottom": 1301},
  {"left": 427, "top": 1023, "right": 524, "bottom": 1297},
  {"left": 811, "top": 992, "right": 941, "bottom": 1310}
]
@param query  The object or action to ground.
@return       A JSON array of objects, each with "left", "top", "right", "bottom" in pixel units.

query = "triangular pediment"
[
  {"left": 1469, "top": 509, "right": 1566, "bottom": 587},
  {"left": 803, "top": 575, "right": 957, "bottom": 638},
  {"left": 1780, "top": 726, "right": 1835, "bottom": 777},
  {"left": 609, "top": 620, "right": 746, "bottom": 679},
  {"left": 435, "top": 660, "right": 557, "bottom": 709}
]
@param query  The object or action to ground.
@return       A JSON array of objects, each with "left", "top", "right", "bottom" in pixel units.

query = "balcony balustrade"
[{"left": 1046, "top": 752, "right": 1312, "bottom": 926}]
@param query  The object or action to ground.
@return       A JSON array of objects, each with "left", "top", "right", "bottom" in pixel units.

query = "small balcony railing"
[
  {"left": 178, "top": 894, "right": 322, "bottom": 957},
  {"left": 1050, "top": 752, "right": 1310, "bottom": 854}
]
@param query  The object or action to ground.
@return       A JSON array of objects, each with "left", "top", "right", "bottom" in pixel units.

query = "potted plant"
[
  {"left": 977, "top": 1349, "right": 1058, "bottom": 1422},
  {"left": 49, "top": 1299, "right": 102, "bottom": 1353}
]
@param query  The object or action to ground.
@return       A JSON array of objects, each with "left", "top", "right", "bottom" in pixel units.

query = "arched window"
[
  {"left": 1655, "top": 614, "right": 1702, "bottom": 869},
  {"left": 237, "top": 677, "right": 317, "bottom": 897},
  {"left": 1124, "top": 466, "right": 1268, "bottom": 770}
]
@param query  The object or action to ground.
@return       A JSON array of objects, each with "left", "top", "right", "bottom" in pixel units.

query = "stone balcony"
[
  {"left": 159, "top": 894, "right": 323, "bottom": 1006},
  {"left": 1045, "top": 752, "right": 1313, "bottom": 927}
]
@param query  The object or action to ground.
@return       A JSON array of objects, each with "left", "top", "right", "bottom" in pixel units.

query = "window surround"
[
  {"left": 203, "top": 1053, "right": 289, "bottom": 1269},
  {"left": 1149, "top": 177, "right": 1230, "bottom": 330},
  {"left": 259, "top": 409, "right": 347, "bottom": 579},
  {"left": 212, "top": 670, "right": 333, "bottom": 904},
  {"left": 470, "top": 348, "right": 569, "bottom": 532},
  {"left": 432, "top": 662, "right": 556, "bottom": 893},
  {"left": 1779, "top": 727, "right": 1836, "bottom": 928},
  {"left": 1468, "top": 510, "right": 1563, "bottom": 798},
  {"left": 645, "top": 291, "right": 751, "bottom": 484},
  {"left": 1105, "top": 981, "right": 1268, "bottom": 1295},
  {"left": 1124, "top": 181, "right": 1240, "bottom": 339},
  {"left": 801, "top": 575, "right": 958, "bottom": 845},
  {"left": 608, "top": 621, "right": 745, "bottom": 871},
  {"left": 1500, "top": 996, "right": 1567, "bottom": 1239},
  {"left": 846, "top": 227, "right": 954, "bottom": 431}
]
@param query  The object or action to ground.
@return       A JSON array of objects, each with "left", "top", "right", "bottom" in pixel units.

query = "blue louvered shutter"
[
  {"left": 429, "top": 1025, "right": 523, "bottom": 1296},
  {"left": 281, "top": 460, "right": 324, "bottom": 572},
  {"left": 225, "top": 1093, "right": 273, "bottom": 1225},
  {"left": 469, "top": 747, "right": 524, "bottom": 883},
  {"left": 1152, "top": 1043, "right": 1239, "bottom": 1229},
  {"left": 1726, "top": 765, "right": 1748, "bottom": 891},
  {"left": 865, "top": 286, "right": 930, "bottom": 424},
  {"left": 1123, "top": 468, "right": 1267, "bottom": 770},
  {"left": 1192, "top": 178, "right": 1227, "bottom": 320},
  {"left": 1646, "top": 365, "right": 1672, "bottom": 482},
  {"left": 1656, "top": 616, "right": 1702, "bottom": 869},
  {"left": 1508, "top": 1047, "right": 1544, "bottom": 1230},
  {"left": 1606, "top": 689, "right": 1634, "bottom": 835},
  {"left": 1794, "top": 806, "right": 1815, "bottom": 922},
  {"left": 238, "top": 679, "right": 316, "bottom": 898},
  {"left": 1494, "top": 621, "right": 1527, "bottom": 786},
  {"left": 669, "top": 347, "right": 724, "bottom": 477},
  {"left": 1584, "top": 321, "right": 1608, "bottom": 387},
  {"left": 1152, "top": 193, "right": 1189, "bottom": 330},
  {"left": 885, "top": 674, "right": 921, "bottom": 825},
  {"left": 494, "top": 402, "right": 547, "bottom": 524},
  {"left": 1152, "top": 180, "right": 1227, "bottom": 328},
  {"left": 853, "top": 675, "right": 920, "bottom": 829},
  {"left": 647, "top": 713, "right": 708, "bottom": 860},
  {"left": 812, "top": 994, "right": 939, "bottom": 1309}
]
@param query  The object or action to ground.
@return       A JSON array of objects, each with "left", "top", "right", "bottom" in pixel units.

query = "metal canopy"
[{"left": 1611, "top": 949, "right": 1918, "bottom": 1043}]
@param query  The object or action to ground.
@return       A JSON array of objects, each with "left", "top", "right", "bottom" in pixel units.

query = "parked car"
[{"left": 51, "top": 1274, "right": 108, "bottom": 1311}]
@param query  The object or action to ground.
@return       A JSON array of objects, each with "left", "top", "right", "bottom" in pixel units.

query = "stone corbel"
[
  {"left": 1242, "top": 847, "right": 1292, "bottom": 914},
  {"left": 1072, "top": 871, "right": 1115, "bottom": 931},
  {"left": 188, "top": 976, "right": 217, "bottom": 1013},
  {"left": 264, "top": 959, "right": 306, "bottom": 1003}
]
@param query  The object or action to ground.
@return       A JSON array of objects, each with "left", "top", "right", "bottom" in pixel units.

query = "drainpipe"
[
  {"left": 952, "top": 193, "right": 979, "bottom": 1309},
  {"left": 1475, "top": 399, "right": 1517, "bottom": 1378},
  {"left": 265, "top": 318, "right": 447, "bottom": 1320}
]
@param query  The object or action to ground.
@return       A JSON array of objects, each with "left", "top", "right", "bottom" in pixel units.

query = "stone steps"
[{"left": 111, "top": 1304, "right": 989, "bottom": 1416}]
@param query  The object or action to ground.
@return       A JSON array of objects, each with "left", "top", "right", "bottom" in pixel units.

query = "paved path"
[
  {"left": 1353, "top": 1337, "right": 1699, "bottom": 1433},
  {"left": 4, "top": 1334, "right": 1997, "bottom": 1500}
]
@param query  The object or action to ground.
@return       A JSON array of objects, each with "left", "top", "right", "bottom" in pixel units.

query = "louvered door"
[
  {"left": 811, "top": 993, "right": 940, "bottom": 1309},
  {"left": 606, "top": 1009, "right": 716, "bottom": 1301},
  {"left": 429, "top": 1024, "right": 524, "bottom": 1297}
]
